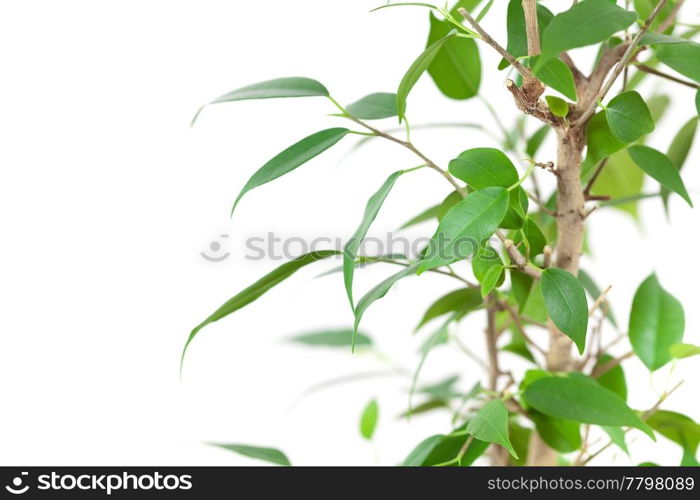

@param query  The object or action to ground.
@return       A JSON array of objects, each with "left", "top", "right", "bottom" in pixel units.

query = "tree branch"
[
  {"left": 656, "top": 0, "right": 685, "bottom": 34},
  {"left": 522, "top": 0, "right": 541, "bottom": 57},
  {"left": 633, "top": 63, "right": 699, "bottom": 89},
  {"left": 503, "top": 238, "right": 542, "bottom": 278}
]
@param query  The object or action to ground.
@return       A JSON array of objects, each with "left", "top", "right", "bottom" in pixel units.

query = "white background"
[{"left": 1, "top": 0, "right": 698, "bottom": 466}]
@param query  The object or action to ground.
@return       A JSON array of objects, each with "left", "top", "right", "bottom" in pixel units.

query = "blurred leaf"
[
  {"left": 605, "top": 91, "right": 655, "bottom": 143},
  {"left": 647, "top": 410, "right": 700, "bottom": 465},
  {"left": 628, "top": 145, "right": 693, "bottom": 207},
  {"left": 510, "top": 270, "right": 534, "bottom": 312},
  {"left": 398, "top": 400, "right": 449, "bottom": 419},
  {"left": 670, "top": 343, "right": 700, "bottom": 359},
  {"left": 210, "top": 443, "right": 291, "bottom": 466},
  {"left": 541, "top": 268, "right": 589, "bottom": 354},
  {"left": 578, "top": 269, "right": 617, "bottom": 327},
  {"left": 629, "top": 273, "right": 685, "bottom": 371},
  {"left": 602, "top": 426, "right": 629, "bottom": 455},
  {"left": 345, "top": 92, "right": 398, "bottom": 119},
  {"left": 288, "top": 329, "right": 372, "bottom": 348},
  {"left": 416, "top": 288, "right": 482, "bottom": 330},
  {"left": 657, "top": 42, "right": 700, "bottom": 82},
  {"left": 509, "top": 422, "right": 532, "bottom": 466},
  {"left": 360, "top": 399, "right": 379, "bottom": 440},
  {"left": 531, "top": 412, "right": 582, "bottom": 453},
  {"left": 418, "top": 374, "right": 461, "bottom": 400},
  {"left": 595, "top": 354, "right": 628, "bottom": 401},
  {"left": 232, "top": 128, "right": 350, "bottom": 214},
  {"left": 467, "top": 400, "right": 518, "bottom": 458},
  {"left": 663, "top": 117, "right": 698, "bottom": 210},
  {"left": 591, "top": 149, "right": 644, "bottom": 218},
  {"left": 526, "top": 125, "right": 550, "bottom": 158}
]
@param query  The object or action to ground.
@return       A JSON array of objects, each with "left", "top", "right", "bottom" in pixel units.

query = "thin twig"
[
  {"left": 589, "top": 285, "right": 612, "bottom": 317},
  {"left": 633, "top": 64, "right": 699, "bottom": 89},
  {"left": 501, "top": 300, "right": 546, "bottom": 355},
  {"left": 591, "top": 350, "right": 633, "bottom": 378},
  {"left": 583, "top": 158, "right": 610, "bottom": 196},
  {"left": 656, "top": 0, "right": 685, "bottom": 33}
]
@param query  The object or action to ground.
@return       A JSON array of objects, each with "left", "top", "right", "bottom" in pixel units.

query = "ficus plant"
[{"left": 186, "top": 0, "right": 700, "bottom": 466}]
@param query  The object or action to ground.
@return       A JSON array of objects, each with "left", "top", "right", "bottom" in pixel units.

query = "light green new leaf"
[
  {"left": 183, "top": 250, "right": 340, "bottom": 368},
  {"left": 427, "top": 13, "right": 481, "bottom": 100},
  {"left": 467, "top": 399, "right": 518, "bottom": 458},
  {"left": 664, "top": 118, "right": 698, "bottom": 210},
  {"left": 584, "top": 111, "right": 628, "bottom": 169},
  {"left": 345, "top": 92, "right": 398, "bottom": 119},
  {"left": 595, "top": 354, "right": 628, "bottom": 401},
  {"left": 670, "top": 343, "right": 700, "bottom": 359},
  {"left": 288, "top": 329, "right": 372, "bottom": 348},
  {"left": 192, "top": 77, "right": 329, "bottom": 124},
  {"left": 628, "top": 145, "right": 693, "bottom": 207},
  {"left": 523, "top": 375, "right": 655, "bottom": 439},
  {"left": 415, "top": 288, "right": 482, "bottom": 330},
  {"left": 647, "top": 410, "right": 700, "bottom": 466},
  {"left": 541, "top": 0, "right": 637, "bottom": 58},
  {"left": 656, "top": 42, "right": 700, "bottom": 82},
  {"left": 480, "top": 265, "right": 504, "bottom": 298},
  {"left": 501, "top": 0, "right": 553, "bottom": 70},
  {"left": 590, "top": 149, "right": 644, "bottom": 219},
  {"left": 541, "top": 268, "right": 589, "bottom": 354},
  {"left": 448, "top": 148, "right": 519, "bottom": 189},
  {"left": 629, "top": 273, "right": 685, "bottom": 371},
  {"left": 534, "top": 59, "right": 577, "bottom": 101},
  {"left": 531, "top": 412, "right": 582, "bottom": 453},
  {"left": 209, "top": 443, "right": 291, "bottom": 466},
  {"left": 419, "top": 187, "right": 509, "bottom": 272},
  {"left": 344, "top": 170, "right": 404, "bottom": 309},
  {"left": 397, "top": 30, "right": 457, "bottom": 121},
  {"left": 605, "top": 91, "right": 655, "bottom": 143},
  {"left": 232, "top": 128, "right": 350, "bottom": 215},
  {"left": 545, "top": 95, "right": 569, "bottom": 117},
  {"left": 472, "top": 244, "right": 505, "bottom": 282},
  {"left": 354, "top": 262, "right": 420, "bottom": 349},
  {"left": 360, "top": 399, "right": 379, "bottom": 440}
]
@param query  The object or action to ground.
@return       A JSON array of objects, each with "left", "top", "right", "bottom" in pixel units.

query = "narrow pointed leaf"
[
  {"left": 628, "top": 145, "right": 693, "bottom": 207},
  {"left": 415, "top": 288, "right": 482, "bottom": 330},
  {"left": 523, "top": 375, "right": 655, "bottom": 439},
  {"left": 183, "top": 250, "right": 340, "bottom": 367},
  {"left": 209, "top": 443, "right": 291, "bottom": 466},
  {"left": 602, "top": 426, "right": 629, "bottom": 455},
  {"left": 605, "top": 91, "right": 655, "bottom": 143},
  {"left": 344, "top": 170, "right": 404, "bottom": 309},
  {"left": 467, "top": 400, "right": 518, "bottom": 458},
  {"left": 480, "top": 265, "right": 503, "bottom": 297},
  {"left": 526, "top": 125, "right": 550, "bottom": 158},
  {"left": 670, "top": 343, "right": 700, "bottom": 359},
  {"left": 541, "top": 268, "right": 588, "bottom": 354},
  {"left": 288, "top": 329, "right": 372, "bottom": 348},
  {"left": 360, "top": 399, "right": 379, "bottom": 440},
  {"left": 663, "top": 118, "right": 698, "bottom": 210},
  {"left": 345, "top": 92, "right": 398, "bottom": 119},
  {"left": 419, "top": 187, "right": 509, "bottom": 272},
  {"left": 656, "top": 42, "right": 700, "bottom": 82},
  {"left": 629, "top": 273, "right": 685, "bottom": 371}
]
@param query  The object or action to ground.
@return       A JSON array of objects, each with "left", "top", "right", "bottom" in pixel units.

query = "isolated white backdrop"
[{"left": 1, "top": 0, "right": 698, "bottom": 466}]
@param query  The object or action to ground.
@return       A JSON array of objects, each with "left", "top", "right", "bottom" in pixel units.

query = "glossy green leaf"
[
  {"left": 467, "top": 400, "right": 517, "bottom": 458},
  {"left": 427, "top": 13, "right": 481, "bottom": 100},
  {"left": 500, "top": 187, "right": 529, "bottom": 230},
  {"left": 481, "top": 265, "right": 504, "bottom": 297},
  {"left": 541, "top": 268, "right": 589, "bottom": 354},
  {"left": 416, "top": 288, "right": 482, "bottom": 330},
  {"left": 472, "top": 244, "right": 505, "bottom": 282},
  {"left": 590, "top": 149, "right": 645, "bottom": 219},
  {"left": 398, "top": 30, "right": 457, "bottom": 121},
  {"left": 605, "top": 91, "right": 655, "bottom": 143},
  {"left": 534, "top": 59, "right": 577, "bottom": 101},
  {"left": 670, "top": 343, "right": 700, "bottom": 359},
  {"left": 541, "top": 0, "right": 637, "bottom": 58},
  {"left": 526, "top": 125, "right": 550, "bottom": 158},
  {"left": 510, "top": 270, "right": 534, "bottom": 312},
  {"left": 531, "top": 412, "right": 582, "bottom": 453},
  {"left": 628, "top": 145, "right": 693, "bottom": 207},
  {"left": 360, "top": 399, "right": 379, "bottom": 440},
  {"left": 629, "top": 273, "right": 685, "bottom": 371},
  {"left": 595, "top": 354, "right": 628, "bottom": 401},
  {"left": 664, "top": 118, "right": 698, "bottom": 210},
  {"left": 523, "top": 375, "right": 655, "bottom": 438},
  {"left": 657, "top": 42, "right": 700, "bottom": 82},
  {"left": 602, "top": 426, "right": 629, "bottom": 455},
  {"left": 584, "top": 111, "right": 627, "bottom": 169},
  {"left": 545, "top": 95, "right": 569, "bottom": 117},
  {"left": 519, "top": 218, "right": 547, "bottom": 258},
  {"left": 345, "top": 92, "right": 398, "bottom": 119},
  {"left": 183, "top": 250, "right": 340, "bottom": 368},
  {"left": 210, "top": 443, "right": 291, "bottom": 466},
  {"left": 419, "top": 187, "right": 509, "bottom": 272},
  {"left": 288, "top": 329, "right": 372, "bottom": 348},
  {"left": 501, "top": 0, "right": 553, "bottom": 70},
  {"left": 647, "top": 410, "right": 700, "bottom": 465},
  {"left": 232, "top": 128, "right": 350, "bottom": 214},
  {"left": 192, "top": 77, "right": 328, "bottom": 124},
  {"left": 354, "top": 262, "right": 420, "bottom": 349},
  {"left": 344, "top": 170, "right": 404, "bottom": 309},
  {"left": 448, "top": 148, "right": 519, "bottom": 189}
]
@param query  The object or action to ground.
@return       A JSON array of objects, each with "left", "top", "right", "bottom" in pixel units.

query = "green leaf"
[
  {"left": 402, "top": 431, "right": 488, "bottom": 466},
  {"left": 360, "top": 399, "right": 379, "bottom": 440},
  {"left": 534, "top": 59, "right": 577, "bottom": 101},
  {"left": 345, "top": 92, "right": 398, "bottom": 119},
  {"left": 584, "top": 111, "right": 627, "bottom": 168},
  {"left": 402, "top": 435, "right": 443, "bottom": 466},
  {"left": 523, "top": 375, "right": 655, "bottom": 439},
  {"left": 209, "top": 443, "right": 291, "bottom": 466},
  {"left": 633, "top": 0, "right": 679, "bottom": 34},
  {"left": 590, "top": 149, "right": 645, "bottom": 219},
  {"left": 605, "top": 91, "right": 655, "bottom": 143},
  {"left": 399, "top": 203, "right": 441, "bottom": 229},
  {"left": 628, "top": 145, "right": 693, "bottom": 207},
  {"left": 183, "top": 250, "right": 340, "bottom": 368},
  {"left": 232, "top": 128, "right": 350, "bottom": 215},
  {"left": 502, "top": 328, "right": 536, "bottom": 363},
  {"left": 501, "top": 0, "right": 553, "bottom": 70},
  {"left": 344, "top": 170, "right": 404, "bottom": 309},
  {"left": 578, "top": 269, "right": 618, "bottom": 328},
  {"left": 641, "top": 33, "right": 689, "bottom": 45},
  {"left": 418, "top": 375, "right": 462, "bottom": 400},
  {"left": 416, "top": 288, "right": 482, "bottom": 330},
  {"left": 509, "top": 422, "right": 532, "bottom": 466},
  {"left": 515, "top": 218, "right": 547, "bottom": 258},
  {"left": 526, "top": 125, "right": 550, "bottom": 158},
  {"left": 419, "top": 187, "right": 509, "bottom": 272},
  {"left": 472, "top": 244, "right": 505, "bottom": 282},
  {"left": 629, "top": 273, "right": 685, "bottom": 371},
  {"left": 288, "top": 329, "right": 372, "bottom": 348},
  {"left": 657, "top": 42, "right": 700, "bottom": 82},
  {"left": 398, "top": 30, "right": 457, "bottom": 121},
  {"left": 448, "top": 148, "right": 519, "bottom": 189},
  {"left": 646, "top": 94, "right": 672, "bottom": 124},
  {"left": 500, "top": 187, "right": 529, "bottom": 230},
  {"left": 354, "top": 263, "right": 420, "bottom": 349},
  {"left": 602, "top": 426, "right": 629, "bottom": 455},
  {"left": 510, "top": 270, "right": 534, "bottom": 312},
  {"left": 192, "top": 77, "right": 329, "bottom": 124},
  {"left": 541, "top": 0, "right": 637, "bottom": 58},
  {"left": 481, "top": 265, "right": 504, "bottom": 297},
  {"left": 647, "top": 410, "right": 700, "bottom": 465},
  {"left": 545, "top": 95, "right": 569, "bottom": 117},
  {"left": 670, "top": 343, "right": 700, "bottom": 359},
  {"left": 595, "top": 354, "right": 628, "bottom": 401},
  {"left": 696, "top": 89, "right": 700, "bottom": 116},
  {"left": 427, "top": 13, "right": 481, "bottom": 100},
  {"left": 530, "top": 412, "right": 582, "bottom": 453},
  {"left": 467, "top": 400, "right": 518, "bottom": 458},
  {"left": 541, "top": 268, "right": 589, "bottom": 354},
  {"left": 664, "top": 117, "right": 698, "bottom": 210}
]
